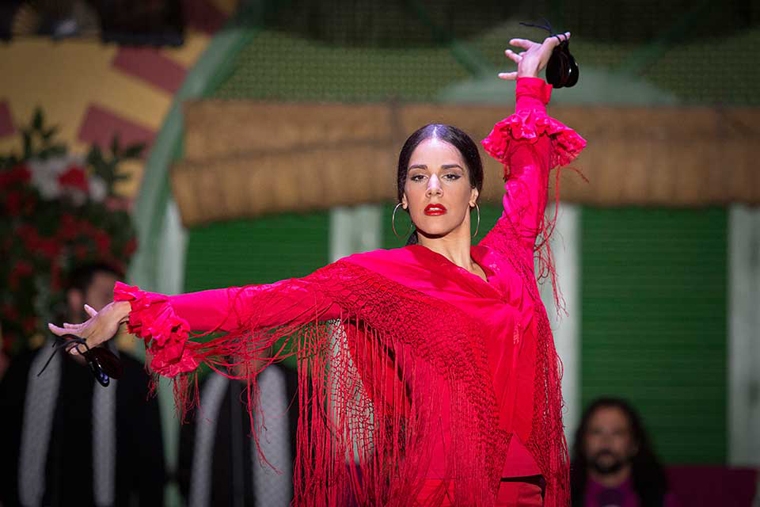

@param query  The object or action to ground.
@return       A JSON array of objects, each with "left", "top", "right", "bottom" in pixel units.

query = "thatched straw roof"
[{"left": 171, "top": 100, "right": 759, "bottom": 226}]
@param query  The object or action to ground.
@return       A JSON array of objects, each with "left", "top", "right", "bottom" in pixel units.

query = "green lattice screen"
[
  {"left": 184, "top": 213, "right": 330, "bottom": 291},
  {"left": 580, "top": 207, "right": 727, "bottom": 464}
]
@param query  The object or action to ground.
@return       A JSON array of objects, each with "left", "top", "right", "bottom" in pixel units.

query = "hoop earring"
[
  {"left": 471, "top": 203, "right": 480, "bottom": 238},
  {"left": 392, "top": 203, "right": 412, "bottom": 239}
]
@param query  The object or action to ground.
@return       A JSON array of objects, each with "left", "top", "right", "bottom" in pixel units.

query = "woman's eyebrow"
[{"left": 408, "top": 163, "right": 464, "bottom": 171}]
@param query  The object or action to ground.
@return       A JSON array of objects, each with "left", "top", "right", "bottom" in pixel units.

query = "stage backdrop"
[{"left": 178, "top": 9, "right": 760, "bottom": 467}]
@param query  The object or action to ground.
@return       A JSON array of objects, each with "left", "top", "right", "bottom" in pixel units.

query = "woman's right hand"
[
  {"left": 48, "top": 300, "right": 132, "bottom": 353},
  {"left": 499, "top": 32, "right": 571, "bottom": 81}
]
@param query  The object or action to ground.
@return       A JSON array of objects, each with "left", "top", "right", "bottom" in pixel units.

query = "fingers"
[
  {"left": 498, "top": 71, "right": 518, "bottom": 81},
  {"left": 511, "top": 32, "right": 571, "bottom": 51},
  {"left": 47, "top": 323, "right": 83, "bottom": 354},
  {"left": 64, "top": 341, "right": 86, "bottom": 354},
  {"left": 84, "top": 304, "right": 97, "bottom": 318},
  {"left": 509, "top": 38, "right": 534, "bottom": 51},
  {"left": 48, "top": 323, "right": 69, "bottom": 336},
  {"left": 504, "top": 49, "right": 522, "bottom": 64},
  {"left": 546, "top": 32, "right": 571, "bottom": 46}
]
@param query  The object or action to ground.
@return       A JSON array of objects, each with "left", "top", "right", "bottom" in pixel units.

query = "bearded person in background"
[{"left": 570, "top": 397, "right": 680, "bottom": 507}]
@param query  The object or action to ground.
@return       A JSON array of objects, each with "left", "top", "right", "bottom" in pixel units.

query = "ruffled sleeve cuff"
[
  {"left": 114, "top": 281, "right": 200, "bottom": 377},
  {"left": 481, "top": 78, "right": 586, "bottom": 170}
]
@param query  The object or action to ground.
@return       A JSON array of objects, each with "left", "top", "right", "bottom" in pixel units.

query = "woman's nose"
[{"left": 426, "top": 175, "right": 442, "bottom": 197}]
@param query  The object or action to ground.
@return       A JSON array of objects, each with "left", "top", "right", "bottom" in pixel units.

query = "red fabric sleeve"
[
  {"left": 168, "top": 280, "right": 342, "bottom": 332},
  {"left": 114, "top": 280, "right": 341, "bottom": 377},
  {"left": 481, "top": 77, "right": 586, "bottom": 251}
]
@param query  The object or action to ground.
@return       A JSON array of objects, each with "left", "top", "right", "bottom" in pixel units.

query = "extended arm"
[{"left": 49, "top": 274, "right": 342, "bottom": 377}]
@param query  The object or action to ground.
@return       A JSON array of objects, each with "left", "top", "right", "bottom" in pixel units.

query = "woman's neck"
[{"left": 418, "top": 229, "right": 475, "bottom": 271}]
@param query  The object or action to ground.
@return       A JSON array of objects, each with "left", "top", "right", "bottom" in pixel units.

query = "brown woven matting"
[{"left": 172, "top": 100, "right": 759, "bottom": 226}]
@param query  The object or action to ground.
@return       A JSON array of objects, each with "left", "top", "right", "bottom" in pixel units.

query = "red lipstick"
[{"left": 424, "top": 204, "right": 447, "bottom": 216}]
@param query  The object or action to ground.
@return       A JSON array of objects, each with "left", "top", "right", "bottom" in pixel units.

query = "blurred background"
[{"left": 0, "top": 0, "right": 758, "bottom": 505}]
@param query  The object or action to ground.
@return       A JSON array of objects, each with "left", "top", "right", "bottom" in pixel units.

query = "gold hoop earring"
[
  {"left": 392, "top": 203, "right": 412, "bottom": 239},
  {"left": 471, "top": 203, "right": 480, "bottom": 238}
]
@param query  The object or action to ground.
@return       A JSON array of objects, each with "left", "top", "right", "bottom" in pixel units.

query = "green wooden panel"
[
  {"left": 184, "top": 213, "right": 330, "bottom": 291},
  {"left": 183, "top": 213, "right": 330, "bottom": 370},
  {"left": 581, "top": 207, "right": 727, "bottom": 464}
]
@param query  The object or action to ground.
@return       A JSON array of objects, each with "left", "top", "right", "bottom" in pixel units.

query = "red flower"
[
  {"left": 5, "top": 192, "right": 23, "bottom": 216},
  {"left": 57, "top": 213, "right": 78, "bottom": 241},
  {"left": 78, "top": 219, "right": 97, "bottom": 236},
  {"left": 0, "top": 164, "right": 31, "bottom": 188},
  {"left": 74, "top": 244, "right": 90, "bottom": 260},
  {"left": 19, "top": 226, "right": 43, "bottom": 253},
  {"left": 38, "top": 237, "right": 61, "bottom": 260},
  {"left": 22, "top": 316, "right": 37, "bottom": 334},
  {"left": 94, "top": 230, "right": 111, "bottom": 253},
  {"left": 57, "top": 165, "right": 89, "bottom": 193},
  {"left": 20, "top": 193, "right": 37, "bottom": 216},
  {"left": 9, "top": 260, "right": 34, "bottom": 290},
  {"left": 17, "top": 224, "right": 38, "bottom": 246},
  {"left": 13, "top": 260, "right": 33, "bottom": 276}
]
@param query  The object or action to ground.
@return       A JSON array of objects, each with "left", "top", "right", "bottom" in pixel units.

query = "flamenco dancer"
[{"left": 50, "top": 33, "right": 585, "bottom": 506}]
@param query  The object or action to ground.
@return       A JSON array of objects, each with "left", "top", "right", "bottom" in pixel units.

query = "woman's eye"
[
  {"left": 443, "top": 173, "right": 461, "bottom": 181},
  {"left": 410, "top": 174, "right": 425, "bottom": 182}
]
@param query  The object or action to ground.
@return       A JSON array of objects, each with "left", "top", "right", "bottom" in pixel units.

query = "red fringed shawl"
[{"left": 115, "top": 78, "right": 585, "bottom": 506}]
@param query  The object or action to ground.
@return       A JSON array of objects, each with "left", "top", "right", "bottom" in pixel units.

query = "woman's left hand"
[
  {"left": 498, "top": 32, "right": 571, "bottom": 81},
  {"left": 48, "top": 301, "right": 131, "bottom": 354}
]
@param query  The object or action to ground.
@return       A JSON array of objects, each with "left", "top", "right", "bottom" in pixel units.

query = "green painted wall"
[
  {"left": 580, "top": 208, "right": 727, "bottom": 464},
  {"left": 184, "top": 213, "right": 330, "bottom": 290}
]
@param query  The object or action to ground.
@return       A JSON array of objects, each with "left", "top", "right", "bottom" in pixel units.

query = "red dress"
[{"left": 115, "top": 78, "right": 585, "bottom": 506}]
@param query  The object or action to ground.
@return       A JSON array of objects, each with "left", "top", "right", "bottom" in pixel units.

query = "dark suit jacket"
[
  {"left": 0, "top": 347, "right": 166, "bottom": 506},
  {"left": 177, "top": 363, "right": 299, "bottom": 507}
]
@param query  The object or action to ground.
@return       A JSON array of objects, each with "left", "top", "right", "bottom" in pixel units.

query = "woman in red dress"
[{"left": 51, "top": 34, "right": 585, "bottom": 506}]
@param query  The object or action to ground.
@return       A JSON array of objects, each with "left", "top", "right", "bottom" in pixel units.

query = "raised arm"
[
  {"left": 490, "top": 77, "right": 554, "bottom": 248},
  {"left": 481, "top": 35, "right": 586, "bottom": 252}
]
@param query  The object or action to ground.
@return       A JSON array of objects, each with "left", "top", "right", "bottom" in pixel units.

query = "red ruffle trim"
[
  {"left": 481, "top": 109, "right": 587, "bottom": 170},
  {"left": 114, "top": 281, "right": 200, "bottom": 377}
]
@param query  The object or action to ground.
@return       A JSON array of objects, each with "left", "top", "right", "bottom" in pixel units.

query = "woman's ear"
[
  {"left": 401, "top": 194, "right": 408, "bottom": 209},
  {"left": 469, "top": 188, "right": 479, "bottom": 207}
]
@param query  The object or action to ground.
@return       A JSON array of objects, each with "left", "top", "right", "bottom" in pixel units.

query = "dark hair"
[
  {"left": 66, "top": 262, "right": 124, "bottom": 293},
  {"left": 396, "top": 124, "right": 484, "bottom": 245},
  {"left": 571, "top": 397, "right": 669, "bottom": 507}
]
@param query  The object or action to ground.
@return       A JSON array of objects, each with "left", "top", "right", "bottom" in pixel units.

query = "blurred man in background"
[
  {"left": 0, "top": 262, "right": 166, "bottom": 507},
  {"left": 571, "top": 397, "right": 679, "bottom": 507}
]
